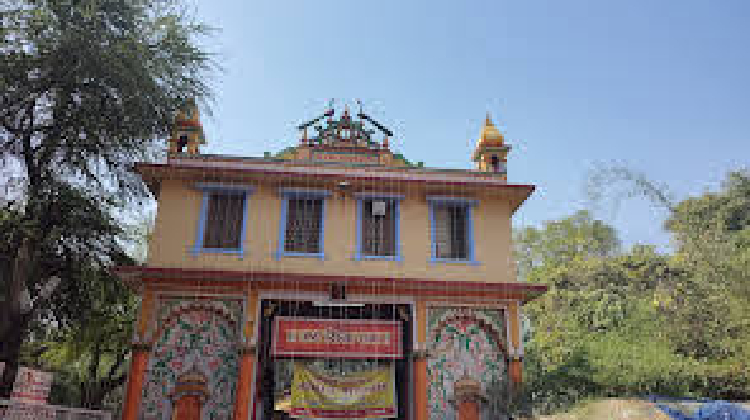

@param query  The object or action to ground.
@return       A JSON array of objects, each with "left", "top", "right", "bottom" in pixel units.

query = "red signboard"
[{"left": 272, "top": 317, "right": 403, "bottom": 359}]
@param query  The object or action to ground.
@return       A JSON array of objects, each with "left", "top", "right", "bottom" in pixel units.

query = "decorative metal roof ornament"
[{"left": 297, "top": 99, "right": 392, "bottom": 150}]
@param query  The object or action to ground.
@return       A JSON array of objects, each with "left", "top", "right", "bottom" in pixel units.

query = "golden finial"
[
  {"left": 478, "top": 112, "right": 504, "bottom": 146},
  {"left": 473, "top": 110, "right": 510, "bottom": 174}
]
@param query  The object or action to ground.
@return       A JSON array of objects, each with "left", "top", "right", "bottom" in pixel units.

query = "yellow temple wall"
[{"left": 147, "top": 179, "right": 516, "bottom": 282}]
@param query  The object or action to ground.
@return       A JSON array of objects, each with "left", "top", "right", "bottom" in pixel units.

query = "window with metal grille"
[
  {"left": 202, "top": 191, "right": 246, "bottom": 250},
  {"left": 284, "top": 198, "right": 324, "bottom": 254},
  {"left": 432, "top": 203, "right": 469, "bottom": 260},
  {"left": 360, "top": 199, "right": 397, "bottom": 257}
]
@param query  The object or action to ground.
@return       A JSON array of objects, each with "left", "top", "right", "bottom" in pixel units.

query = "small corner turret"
[
  {"left": 473, "top": 112, "right": 510, "bottom": 177},
  {"left": 168, "top": 98, "right": 206, "bottom": 155}
]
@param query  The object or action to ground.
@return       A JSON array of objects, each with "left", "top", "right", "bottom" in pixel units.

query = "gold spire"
[
  {"left": 477, "top": 112, "right": 504, "bottom": 147},
  {"left": 473, "top": 111, "right": 510, "bottom": 175}
]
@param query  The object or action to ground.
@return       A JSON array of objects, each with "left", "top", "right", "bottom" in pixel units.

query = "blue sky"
[{"left": 193, "top": 0, "right": 749, "bottom": 250}]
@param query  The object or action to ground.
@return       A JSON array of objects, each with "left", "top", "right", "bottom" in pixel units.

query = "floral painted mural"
[
  {"left": 427, "top": 306, "right": 509, "bottom": 420},
  {"left": 140, "top": 298, "right": 243, "bottom": 420}
]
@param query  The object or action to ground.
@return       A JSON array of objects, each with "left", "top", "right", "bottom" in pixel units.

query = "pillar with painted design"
[{"left": 122, "top": 343, "right": 150, "bottom": 420}]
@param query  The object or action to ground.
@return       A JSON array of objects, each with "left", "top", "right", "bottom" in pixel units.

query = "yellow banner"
[{"left": 289, "top": 362, "right": 397, "bottom": 419}]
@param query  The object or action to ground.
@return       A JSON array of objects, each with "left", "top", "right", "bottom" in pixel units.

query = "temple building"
[{"left": 116, "top": 102, "right": 547, "bottom": 420}]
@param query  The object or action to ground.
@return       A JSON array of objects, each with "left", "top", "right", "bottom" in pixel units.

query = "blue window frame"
[
  {"left": 192, "top": 183, "right": 254, "bottom": 255},
  {"left": 354, "top": 193, "right": 403, "bottom": 261},
  {"left": 427, "top": 196, "right": 479, "bottom": 265},
  {"left": 277, "top": 188, "right": 330, "bottom": 260}
]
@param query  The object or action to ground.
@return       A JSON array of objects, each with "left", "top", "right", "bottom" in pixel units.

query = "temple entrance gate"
[{"left": 255, "top": 299, "right": 412, "bottom": 420}]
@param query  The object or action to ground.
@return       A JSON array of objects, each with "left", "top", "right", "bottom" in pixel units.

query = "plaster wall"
[{"left": 147, "top": 179, "right": 515, "bottom": 282}]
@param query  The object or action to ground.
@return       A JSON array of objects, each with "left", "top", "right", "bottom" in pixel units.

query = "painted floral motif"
[
  {"left": 427, "top": 307, "right": 508, "bottom": 420},
  {"left": 140, "top": 299, "right": 242, "bottom": 420}
]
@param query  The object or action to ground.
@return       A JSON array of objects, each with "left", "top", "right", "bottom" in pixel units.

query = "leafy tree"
[
  {"left": 0, "top": 0, "right": 215, "bottom": 396},
  {"left": 587, "top": 166, "right": 748, "bottom": 299},
  {"left": 515, "top": 182, "right": 750, "bottom": 415},
  {"left": 522, "top": 250, "right": 707, "bottom": 413},
  {"left": 6, "top": 212, "right": 150, "bottom": 411},
  {"left": 588, "top": 167, "right": 750, "bottom": 365},
  {"left": 514, "top": 210, "right": 620, "bottom": 281},
  {"left": 660, "top": 171, "right": 750, "bottom": 392},
  {"left": 665, "top": 171, "right": 750, "bottom": 297},
  {"left": 23, "top": 266, "right": 137, "bottom": 410},
  {"left": 514, "top": 213, "right": 626, "bottom": 414},
  {"left": 0, "top": 186, "right": 132, "bottom": 395},
  {"left": 19, "top": 217, "right": 150, "bottom": 410}
]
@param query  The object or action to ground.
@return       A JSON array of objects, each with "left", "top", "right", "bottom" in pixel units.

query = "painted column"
[
  {"left": 122, "top": 343, "right": 150, "bottom": 420},
  {"left": 233, "top": 343, "right": 256, "bottom": 420},
  {"left": 508, "top": 301, "right": 523, "bottom": 397},
  {"left": 509, "top": 357, "right": 523, "bottom": 388},
  {"left": 136, "top": 290, "right": 155, "bottom": 340},
  {"left": 454, "top": 377, "right": 484, "bottom": 420},
  {"left": 233, "top": 288, "right": 258, "bottom": 420},
  {"left": 123, "top": 290, "right": 155, "bottom": 420},
  {"left": 413, "top": 300, "right": 428, "bottom": 420}
]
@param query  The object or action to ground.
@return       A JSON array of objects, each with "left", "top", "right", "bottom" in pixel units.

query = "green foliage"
[
  {"left": 666, "top": 171, "right": 750, "bottom": 299},
  {"left": 55, "top": 281, "right": 135, "bottom": 409},
  {"left": 515, "top": 210, "right": 620, "bottom": 280},
  {"left": 23, "top": 266, "right": 137, "bottom": 410},
  {"left": 516, "top": 175, "right": 750, "bottom": 415},
  {"left": 0, "top": 0, "right": 216, "bottom": 401},
  {"left": 516, "top": 344, "right": 598, "bottom": 415}
]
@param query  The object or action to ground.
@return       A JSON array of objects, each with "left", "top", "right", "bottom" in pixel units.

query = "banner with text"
[
  {"left": 272, "top": 317, "right": 403, "bottom": 359},
  {"left": 290, "top": 362, "right": 397, "bottom": 419}
]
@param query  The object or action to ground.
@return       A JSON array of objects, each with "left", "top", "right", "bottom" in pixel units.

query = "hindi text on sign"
[{"left": 272, "top": 317, "right": 403, "bottom": 359}]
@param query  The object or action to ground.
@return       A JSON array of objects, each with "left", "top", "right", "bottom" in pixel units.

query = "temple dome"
[{"left": 477, "top": 113, "right": 505, "bottom": 148}]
